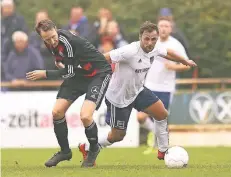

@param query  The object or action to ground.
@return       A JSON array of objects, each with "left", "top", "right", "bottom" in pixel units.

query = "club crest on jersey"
[
  {"left": 59, "top": 51, "right": 64, "bottom": 57},
  {"left": 150, "top": 56, "right": 154, "bottom": 64}
]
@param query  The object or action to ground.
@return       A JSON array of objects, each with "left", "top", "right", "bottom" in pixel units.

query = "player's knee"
[
  {"left": 110, "top": 130, "right": 126, "bottom": 142},
  {"left": 80, "top": 111, "right": 93, "bottom": 123},
  {"left": 162, "top": 109, "right": 169, "bottom": 119},
  {"left": 155, "top": 109, "right": 168, "bottom": 121},
  {"left": 52, "top": 109, "right": 65, "bottom": 120},
  {"left": 137, "top": 112, "right": 147, "bottom": 124},
  {"left": 115, "top": 133, "right": 126, "bottom": 142}
]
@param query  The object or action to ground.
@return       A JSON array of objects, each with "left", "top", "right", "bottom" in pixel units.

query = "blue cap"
[{"left": 159, "top": 8, "right": 172, "bottom": 16}]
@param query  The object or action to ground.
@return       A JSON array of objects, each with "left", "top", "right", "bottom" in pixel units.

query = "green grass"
[{"left": 1, "top": 147, "right": 231, "bottom": 177}]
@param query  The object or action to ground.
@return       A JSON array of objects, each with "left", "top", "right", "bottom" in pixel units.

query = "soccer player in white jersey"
[
  {"left": 137, "top": 17, "right": 191, "bottom": 154},
  {"left": 79, "top": 21, "right": 197, "bottom": 166}
]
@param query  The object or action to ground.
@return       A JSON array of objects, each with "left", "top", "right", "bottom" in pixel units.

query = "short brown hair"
[
  {"left": 139, "top": 21, "right": 158, "bottom": 36},
  {"left": 157, "top": 16, "right": 172, "bottom": 23},
  {"left": 35, "top": 19, "right": 56, "bottom": 35}
]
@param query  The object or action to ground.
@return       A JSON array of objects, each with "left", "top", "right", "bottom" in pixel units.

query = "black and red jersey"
[{"left": 45, "top": 29, "right": 111, "bottom": 79}]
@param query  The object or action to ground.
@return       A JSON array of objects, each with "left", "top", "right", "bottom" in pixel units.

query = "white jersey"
[
  {"left": 145, "top": 36, "right": 188, "bottom": 92},
  {"left": 106, "top": 41, "right": 167, "bottom": 108}
]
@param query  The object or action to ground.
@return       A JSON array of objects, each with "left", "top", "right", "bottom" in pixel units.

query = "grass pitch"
[{"left": 1, "top": 147, "right": 231, "bottom": 177}]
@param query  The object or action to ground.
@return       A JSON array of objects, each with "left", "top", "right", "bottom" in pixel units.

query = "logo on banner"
[
  {"left": 189, "top": 92, "right": 231, "bottom": 124},
  {"left": 189, "top": 93, "right": 216, "bottom": 123},
  {"left": 215, "top": 92, "right": 231, "bottom": 123},
  {"left": 0, "top": 92, "right": 139, "bottom": 148}
]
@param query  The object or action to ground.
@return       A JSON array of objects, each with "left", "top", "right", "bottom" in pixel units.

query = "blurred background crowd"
[{"left": 1, "top": 0, "right": 231, "bottom": 90}]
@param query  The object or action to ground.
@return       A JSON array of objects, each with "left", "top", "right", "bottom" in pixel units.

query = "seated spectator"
[
  {"left": 4, "top": 31, "right": 44, "bottom": 88},
  {"left": 62, "top": 7, "right": 89, "bottom": 38},
  {"left": 29, "top": 10, "right": 55, "bottom": 70}
]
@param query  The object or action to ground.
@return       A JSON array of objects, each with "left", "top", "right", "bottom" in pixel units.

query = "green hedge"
[{"left": 17, "top": 0, "right": 231, "bottom": 78}]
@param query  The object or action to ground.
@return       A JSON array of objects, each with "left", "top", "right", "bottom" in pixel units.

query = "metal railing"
[{"left": 1, "top": 78, "right": 231, "bottom": 90}]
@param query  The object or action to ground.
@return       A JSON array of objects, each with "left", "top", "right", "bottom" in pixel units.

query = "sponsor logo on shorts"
[
  {"left": 91, "top": 86, "right": 99, "bottom": 94},
  {"left": 117, "top": 120, "right": 125, "bottom": 129},
  {"left": 91, "top": 94, "right": 96, "bottom": 99}
]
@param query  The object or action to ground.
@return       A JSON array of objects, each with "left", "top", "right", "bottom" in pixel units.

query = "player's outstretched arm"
[
  {"left": 164, "top": 49, "right": 197, "bottom": 67},
  {"left": 165, "top": 62, "right": 190, "bottom": 72},
  {"left": 26, "top": 70, "right": 47, "bottom": 80},
  {"left": 26, "top": 66, "right": 75, "bottom": 81}
]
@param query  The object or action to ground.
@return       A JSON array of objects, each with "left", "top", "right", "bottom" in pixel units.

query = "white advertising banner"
[{"left": 0, "top": 92, "right": 139, "bottom": 148}]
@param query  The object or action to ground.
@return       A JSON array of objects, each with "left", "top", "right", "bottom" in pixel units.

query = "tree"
[{"left": 17, "top": 0, "right": 231, "bottom": 77}]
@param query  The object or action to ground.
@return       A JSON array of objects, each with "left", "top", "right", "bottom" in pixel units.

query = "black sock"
[
  {"left": 53, "top": 117, "right": 70, "bottom": 153},
  {"left": 85, "top": 121, "right": 99, "bottom": 152}
]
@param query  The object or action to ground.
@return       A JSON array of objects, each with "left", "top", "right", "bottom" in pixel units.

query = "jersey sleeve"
[
  {"left": 109, "top": 44, "right": 135, "bottom": 63},
  {"left": 155, "top": 46, "right": 168, "bottom": 57},
  {"left": 175, "top": 41, "right": 189, "bottom": 60},
  {"left": 46, "top": 65, "right": 75, "bottom": 79},
  {"left": 58, "top": 35, "right": 77, "bottom": 79}
]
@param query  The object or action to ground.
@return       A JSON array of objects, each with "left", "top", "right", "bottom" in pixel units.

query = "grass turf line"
[{"left": 2, "top": 147, "right": 231, "bottom": 177}]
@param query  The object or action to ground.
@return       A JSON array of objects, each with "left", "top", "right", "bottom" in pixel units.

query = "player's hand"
[
  {"left": 181, "top": 59, "right": 197, "bottom": 67},
  {"left": 26, "top": 70, "right": 47, "bottom": 81},
  {"left": 55, "top": 61, "right": 65, "bottom": 69}
]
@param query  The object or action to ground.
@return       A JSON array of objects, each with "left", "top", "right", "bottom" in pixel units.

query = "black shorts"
[
  {"left": 57, "top": 72, "right": 111, "bottom": 110},
  {"left": 105, "top": 87, "right": 159, "bottom": 130},
  {"left": 152, "top": 91, "right": 172, "bottom": 110}
]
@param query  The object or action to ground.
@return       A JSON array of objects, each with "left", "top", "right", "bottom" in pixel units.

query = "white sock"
[
  {"left": 154, "top": 118, "right": 169, "bottom": 152},
  {"left": 141, "top": 117, "right": 154, "bottom": 132},
  {"left": 98, "top": 132, "right": 112, "bottom": 148},
  {"left": 154, "top": 134, "right": 158, "bottom": 148}
]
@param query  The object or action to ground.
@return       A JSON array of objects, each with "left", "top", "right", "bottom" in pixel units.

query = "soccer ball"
[{"left": 164, "top": 146, "right": 189, "bottom": 168}]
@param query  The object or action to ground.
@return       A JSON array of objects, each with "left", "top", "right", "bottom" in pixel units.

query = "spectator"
[
  {"left": 4, "top": 31, "right": 44, "bottom": 87},
  {"left": 158, "top": 8, "right": 190, "bottom": 58},
  {"left": 29, "top": 10, "right": 55, "bottom": 70},
  {"left": 94, "top": 8, "right": 113, "bottom": 36},
  {"left": 1, "top": 0, "right": 28, "bottom": 80},
  {"left": 1, "top": 0, "right": 28, "bottom": 40},
  {"left": 107, "top": 21, "right": 128, "bottom": 48},
  {"left": 91, "top": 8, "right": 126, "bottom": 51},
  {"left": 99, "top": 20, "right": 128, "bottom": 53},
  {"left": 62, "top": 7, "right": 89, "bottom": 38}
]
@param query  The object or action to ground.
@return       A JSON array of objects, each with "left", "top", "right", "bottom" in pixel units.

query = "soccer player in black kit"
[{"left": 26, "top": 19, "right": 112, "bottom": 168}]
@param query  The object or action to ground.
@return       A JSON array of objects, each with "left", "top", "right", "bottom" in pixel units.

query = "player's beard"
[{"left": 145, "top": 45, "right": 154, "bottom": 53}]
